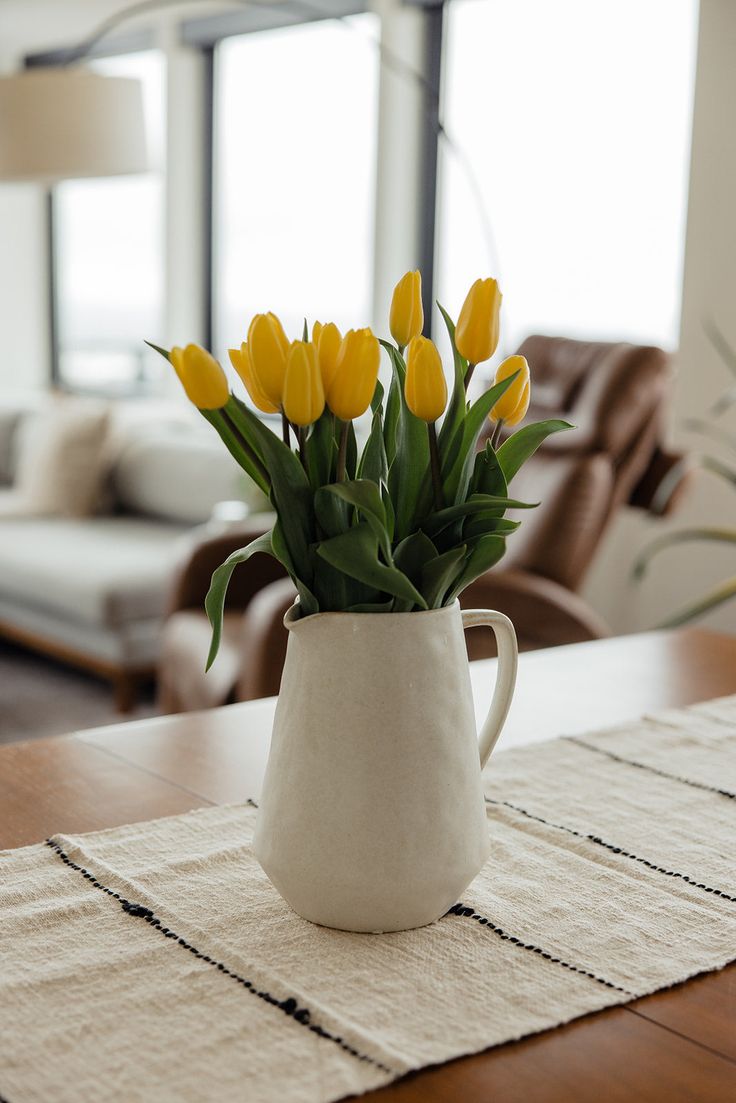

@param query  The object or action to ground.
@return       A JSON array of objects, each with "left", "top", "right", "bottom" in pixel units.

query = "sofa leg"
[{"left": 113, "top": 673, "right": 138, "bottom": 714}]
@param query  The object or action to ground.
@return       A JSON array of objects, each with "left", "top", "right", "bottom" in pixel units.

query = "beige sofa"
[{"left": 0, "top": 399, "right": 266, "bottom": 709}]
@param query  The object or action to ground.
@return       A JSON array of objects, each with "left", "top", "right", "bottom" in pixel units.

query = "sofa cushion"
[
  {"left": 111, "top": 427, "right": 266, "bottom": 524},
  {"left": 0, "top": 517, "right": 189, "bottom": 629},
  {"left": 13, "top": 399, "right": 111, "bottom": 517}
]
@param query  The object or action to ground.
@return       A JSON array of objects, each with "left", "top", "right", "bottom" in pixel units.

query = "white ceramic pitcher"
[{"left": 254, "top": 601, "right": 518, "bottom": 932}]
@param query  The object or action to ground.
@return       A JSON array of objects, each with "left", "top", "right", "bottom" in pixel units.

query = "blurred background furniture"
[
  {"left": 158, "top": 335, "right": 691, "bottom": 712},
  {"left": 0, "top": 398, "right": 268, "bottom": 710}
]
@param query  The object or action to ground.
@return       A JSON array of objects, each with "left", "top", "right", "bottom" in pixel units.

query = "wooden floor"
[{"left": 1, "top": 628, "right": 735, "bottom": 1101}]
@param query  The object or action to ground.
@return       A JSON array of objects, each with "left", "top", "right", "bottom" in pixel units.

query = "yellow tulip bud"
[
  {"left": 455, "top": 278, "right": 502, "bottom": 365},
  {"left": 327, "top": 327, "right": 380, "bottom": 421},
  {"left": 313, "top": 321, "right": 343, "bottom": 393},
  {"left": 228, "top": 343, "right": 279, "bottom": 414},
  {"left": 389, "top": 270, "right": 424, "bottom": 348},
  {"left": 282, "top": 341, "right": 325, "bottom": 427},
  {"left": 404, "top": 336, "right": 447, "bottom": 422},
  {"left": 170, "top": 343, "right": 229, "bottom": 410},
  {"left": 247, "top": 312, "right": 290, "bottom": 407},
  {"left": 489, "top": 355, "right": 531, "bottom": 425}
]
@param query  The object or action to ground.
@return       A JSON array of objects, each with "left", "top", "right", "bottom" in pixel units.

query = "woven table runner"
[{"left": 2, "top": 695, "right": 735, "bottom": 1102}]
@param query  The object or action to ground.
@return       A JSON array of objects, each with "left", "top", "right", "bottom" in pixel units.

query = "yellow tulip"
[
  {"left": 312, "top": 321, "right": 343, "bottom": 393},
  {"left": 389, "top": 270, "right": 423, "bottom": 348},
  {"left": 170, "top": 344, "right": 229, "bottom": 410},
  {"left": 247, "top": 312, "right": 290, "bottom": 407},
  {"left": 489, "top": 355, "right": 531, "bottom": 425},
  {"left": 228, "top": 343, "right": 279, "bottom": 414},
  {"left": 404, "top": 336, "right": 447, "bottom": 422},
  {"left": 455, "top": 278, "right": 502, "bottom": 365},
  {"left": 283, "top": 341, "right": 325, "bottom": 427},
  {"left": 327, "top": 327, "right": 380, "bottom": 421}
]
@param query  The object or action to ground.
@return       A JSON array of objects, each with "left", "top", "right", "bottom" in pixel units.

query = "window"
[
  {"left": 53, "top": 50, "right": 165, "bottom": 392},
  {"left": 212, "top": 13, "right": 379, "bottom": 359},
  {"left": 436, "top": 0, "right": 698, "bottom": 355}
]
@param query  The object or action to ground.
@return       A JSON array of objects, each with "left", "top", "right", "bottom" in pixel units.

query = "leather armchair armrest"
[
  {"left": 164, "top": 515, "right": 279, "bottom": 617},
  {"left": 460, "top": 568, "right": 610, "bottom": 658},
  {"left": 236, "top": 576, "right": 297, "bottom": 700}
]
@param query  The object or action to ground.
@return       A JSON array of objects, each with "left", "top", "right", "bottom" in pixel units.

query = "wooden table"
[{"left": 2, "top": 628, "right": 735, "bottom": 1101}]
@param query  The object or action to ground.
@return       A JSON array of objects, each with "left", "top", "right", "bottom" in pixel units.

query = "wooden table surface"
[{"left": 2, "top": 627, "right": 735, "bottom": 1101}]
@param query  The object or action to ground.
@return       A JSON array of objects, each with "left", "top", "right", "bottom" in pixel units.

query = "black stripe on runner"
[
  {"left": 566, "top": 736, "right": 736, "bottom": 801},
  {"left": 44, "top": 838, "right": 394, "bottom": 1076},
  {"left": 486, "top": 798, "right": 735, "bottom": 903},
  {"left": 444, "top": 903, "right": 634, "bottom": 996}
]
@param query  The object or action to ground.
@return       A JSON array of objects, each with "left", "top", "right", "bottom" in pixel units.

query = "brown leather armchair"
[{"left": 157, "top": 335, "right": 688, "bottom": 711}]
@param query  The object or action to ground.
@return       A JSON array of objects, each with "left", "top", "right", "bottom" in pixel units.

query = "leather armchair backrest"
[{"left": 479, "top": 335, "right": 676, "bottom": 590}]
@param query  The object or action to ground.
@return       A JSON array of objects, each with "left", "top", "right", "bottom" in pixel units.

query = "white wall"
[{"left": 582, "top": 0, "right": 736, "bottom": 636}]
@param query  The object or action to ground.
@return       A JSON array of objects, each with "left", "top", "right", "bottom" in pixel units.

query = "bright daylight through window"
[
  {"left": 53, "top": 50, "right": 165, "bottom": 391},
  {"left": 437, "top": 0, "right": 699, "bottom": 355},
  {"left": 213, "top": 13, "right": 379, "bottom": 369}
]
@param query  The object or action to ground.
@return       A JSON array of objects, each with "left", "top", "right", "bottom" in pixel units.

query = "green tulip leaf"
[
  {"left": 496, "top": 419, "right": 574, "bottom": 483},
  {"left": 144, "top": 339, "right": 171, "bottom": 362},
  {"left": 447, "top": 534, "right": 508, "bottom": 603},
  {"left": 200, "top": 408, "right": 270, "bottom": 496},
  {"left": 422, "top": 493, "right": 536, "bottom": 538},
  {"left": 382, "top": 342, "right": 432, "bottom": 539},
  {"left": 306, "top": 409, "right": 337, "bottom": 489},
  {"left": 436, "top": 303, "right": 469, "bottom": 461},
  {"left": 345, "top": 599, "right": 395, "bottom": 613},
  {"left": 317, "top": 523, "right": 428, "bottom": 609},
  {"left": 226, "top": 397, "right": 314, "bottom": 585},
  {"left": 441, "top": 372, "right": 520, "bottom": 505},
  {"left": 322, "top": 479, "right": 391, "bottom": 561},
  {"left": 393, "top": 530, "right": 438, "bottom": 583},
  {"left": 420, "top": 544, "right": 467, "bottom": 608},
  {"left": 358, "top": 406, "right": 388, "bottom": 485},
  {"left": 205, "top": 529, "right": 275, "bottom": 670}
]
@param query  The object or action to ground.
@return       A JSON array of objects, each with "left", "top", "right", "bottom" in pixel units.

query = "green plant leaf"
[
  {"left": 441, "top": 373, "right": 520, "bottom": 505},
  {"left": 657, "top": 576, "right": 736, "bottom": 627},
  {"left": 271, "top": 520, "right": 319, "bottom": 616},
  {"left": 357, "top": 407, "right": 388, "bottom": 485},
  {"left": 436, "top": 302, "right": 469, "bottom": 459},
  {"left": 200, "top": 408, "right": 270, "bottom": 495},
  {"left": 496, "top": 419, "right": 574, "bottom": 483},
  {"left": 144, "top": 339, "right": 171, "bottom": 362},
  {"left": 422, "top": 493, "right": 536, "bottom": 538},
  {"left": 322, "top": 479, "right": 391, "bottom": 561},
  {"left": 447, "top": 534, "right": 507, "bottom": 603},
  {"left": 420, "top": 544, "right": 467, "bottom": 608},
  {"left": 317, "top": 523, "right": 428, "bottom": 609},
  {"left": 204, "top": 530, "right": 275, "bottom": 670},
  {"left": 227, "top": 396, "right": 314, "bottom": 585},
  {"left": 383, "top": 343, "right": 432, "bottom": 539},
  {"left": 306, "top": 409, "right": 337, "bottom": 489},
  {"left": 345, "top": 599, "right": 395, "bottom": 613},
  {"left": 633, "top": 526, "right": 736, "bottom": 580},
  {"left": 393, "top": 530, "right": 438, "bottom": 583}
]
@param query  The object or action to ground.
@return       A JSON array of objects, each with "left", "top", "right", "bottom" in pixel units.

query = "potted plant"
[{"left": 151, "top": 272, "right": 571, "bottom": 932}]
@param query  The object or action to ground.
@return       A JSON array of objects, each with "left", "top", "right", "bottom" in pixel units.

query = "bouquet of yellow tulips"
[{"left": 149, "top": 272, "right": 571, "bottom": 668}]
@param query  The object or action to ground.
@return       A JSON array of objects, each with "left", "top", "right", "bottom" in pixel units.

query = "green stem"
[
  {"left": 298, "top": 425, "right": 308, "bottom": 472},
  {"left": 281, "top": 411, "right": 291, "bottom": 448},
  {"left": 427, "top": 421, "right": 444, "bottom": 511},
  {"left": 336, "top": 420, "right": 349, "bottom": 482},
  {"left": 490, "top": 417, "right": 504, "bottom": 450},
  {"left": 464, "top": 362, "right": 476, "bottom": 390}
]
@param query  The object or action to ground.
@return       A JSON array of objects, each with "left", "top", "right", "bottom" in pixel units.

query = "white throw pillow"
[{"left": 13, "top": 399, "right": 111, "bottom": 518}]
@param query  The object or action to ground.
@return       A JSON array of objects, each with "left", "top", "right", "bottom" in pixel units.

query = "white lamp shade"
[{"left": 0, "top": 68, "right": 149, "bottom": 184}]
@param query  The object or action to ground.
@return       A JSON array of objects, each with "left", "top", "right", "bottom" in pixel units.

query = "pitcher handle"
[{"left": 462, "top": 609, "right": 518, "bottom": 768}]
